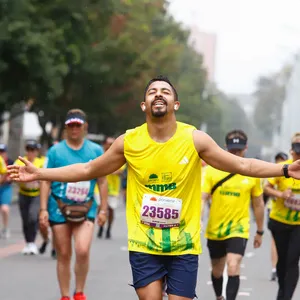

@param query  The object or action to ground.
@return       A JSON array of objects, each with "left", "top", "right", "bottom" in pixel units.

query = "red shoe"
[{"left": 73, "top": 292, "right": 86, "bottom": 300}]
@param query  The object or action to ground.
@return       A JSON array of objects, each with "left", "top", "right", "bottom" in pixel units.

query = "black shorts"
[{"left": 207, "top": 237, "right": 248, "bottom": 259}]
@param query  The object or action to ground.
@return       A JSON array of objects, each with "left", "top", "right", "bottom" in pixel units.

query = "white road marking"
[
  {"left": 245, "top": 252, "right": 255, "bottom": 258},
  {"left": 238, "top": 292, "right": 251, "bottom": 296},
  {"left": 120, "top": 246, "right": 128, "bottom": 251},
  {"left": 240, "top": 275, "right": 247, "bottom": 280},
  {"left": 207, "top": 281, "right": 212, "bottom": 285}
]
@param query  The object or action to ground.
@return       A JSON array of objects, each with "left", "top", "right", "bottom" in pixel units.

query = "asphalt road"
[{"left": 0, "top": 203, "right": 299, "bottom": 300}]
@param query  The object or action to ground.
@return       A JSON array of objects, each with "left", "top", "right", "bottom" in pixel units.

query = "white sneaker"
[
  {"left": 28, "top": 243, "right": 38, "bottom": 255},
  {"left": 2, "top": 228, "right": 10, "bottom": 239},
  {"left": 21, "top": 244, "right": 31, "bottom": 255}
]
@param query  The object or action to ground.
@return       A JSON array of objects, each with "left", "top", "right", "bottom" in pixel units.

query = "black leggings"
[{"left": 269, "top": 219, "right": 300, "bottom": 300}]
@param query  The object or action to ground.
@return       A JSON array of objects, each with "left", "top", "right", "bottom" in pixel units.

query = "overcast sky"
[{"left": 169, "top": 0, "right": 300, "bottom": 95}]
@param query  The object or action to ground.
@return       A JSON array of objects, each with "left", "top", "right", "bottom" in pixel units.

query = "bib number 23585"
[
  {"left": 66, "top": 181, "right": 91, "bottom": 203},
  {"left": 140, "top": 194, "right": 182, "bottom": 228}
]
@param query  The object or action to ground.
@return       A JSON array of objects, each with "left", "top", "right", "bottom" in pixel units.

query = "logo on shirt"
[
  {"left": 148, "top": 174, "right": 159, "bottom": 182},
  {"left": 145, "top": 183, "right": 177, "bottom": 193},
  {"left": 162, "top": 172, "right": 172, "bottom": 182},
  {"left": 179, "top": 156, "right": 189, "bottom": 164}
]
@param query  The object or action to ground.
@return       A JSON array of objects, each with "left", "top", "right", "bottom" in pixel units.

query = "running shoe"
[
  {"left": 39, "top": 240, "right": 49, "bottom": 254},
  {"left": 21, "top": 244, "right": 31, "bottom": 255},
  {"left": 73, "top": 292, "right": 86, "bottom": 300},
  {"left": 28, "top": 243, "right": 38, "bottom": 255},
  {"left": 271, "top": 270, "right": 277, "bottom": 281}
]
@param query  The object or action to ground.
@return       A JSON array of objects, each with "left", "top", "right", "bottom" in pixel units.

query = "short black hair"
[
  {"left": 225, "top": 129, "right": 248, "bottom": 142},
  {"left": 275, "top": 152, "right": 288, "bottom": 161},
  {"left": 144, "top": 75, "right": 178, "bottom": 101}
]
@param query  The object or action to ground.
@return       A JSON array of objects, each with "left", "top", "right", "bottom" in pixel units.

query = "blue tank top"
[{"left": 45, "top": 140, "right": 104, "bottom": 203}]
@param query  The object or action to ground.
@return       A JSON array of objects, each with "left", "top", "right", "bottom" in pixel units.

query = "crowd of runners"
[{"left": 1, "top": 76, "right": 300, "bottom": 300}]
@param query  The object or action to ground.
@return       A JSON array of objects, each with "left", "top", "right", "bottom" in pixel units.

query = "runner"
[
  {"left": 264, "top": 134, "right": 300, "bottom": 300},
  {"left": 8, "top": 76, "right": 300, "bottom": 300},
  {"left": 267, "top": 151, "right": 288, "bottom": 281},
  {"left": 0, "top": 144, "right": 10, "bottom": 238},
  {"left": 38, "top": 109, "right": 108, "bottom": 300},
  {"left": 97, "top": 137, "right": 126, "bottom": 239},
  {"left": 202, "top": 130, "right": 264, "bottom": 300},
  {"left": 14, "top": 140, "right": 44, "bottom": 254}
]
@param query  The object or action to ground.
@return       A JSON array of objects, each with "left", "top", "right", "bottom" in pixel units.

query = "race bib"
[
  {"left": 284, "top": 193, "right": 300, "bottom": 211},
  {"left": 140, "top": 194, "right": 182, "bottom": 228},
  {"left": 66, "top": 181, "right": 91, "bottom": 203},
  {"left": 24, "top": 181, "right": 39, "bottom": 190}
]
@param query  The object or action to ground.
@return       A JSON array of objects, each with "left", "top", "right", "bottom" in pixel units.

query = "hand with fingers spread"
[{"left": 7, "top": 156, "right": 39, "bottom": 182}]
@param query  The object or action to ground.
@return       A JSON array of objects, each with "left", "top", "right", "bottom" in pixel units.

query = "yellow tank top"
[
  {"left": 202, "top": 166, "right": 263, "bottom": 240},
  {"left": 124, "top": 122, "right": 202, "bottom": 255},
  {"left": 14, "top": 156, "right": 44, "bottom": 197},
  {"left": 268, "top": 159, "right": 300, "bottom": 225}
]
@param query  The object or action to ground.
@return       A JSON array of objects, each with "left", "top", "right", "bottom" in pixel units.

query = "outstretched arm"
[
  {"left": 194, "top": 130, "right": 286, "bottom": 178},
  {"left": 9, "top": 135, "right": 126, "bottom": 183}
]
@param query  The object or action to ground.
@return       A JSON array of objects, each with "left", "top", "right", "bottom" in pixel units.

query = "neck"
[
  {"left": 27, "top": 157, "right": 34, "bottom": 163},
  {"left": 146, "top": 115, "right": 177, "bottom": 143},
  {"left": 66, "top": 138, "right": 84, "bottom": 150}
]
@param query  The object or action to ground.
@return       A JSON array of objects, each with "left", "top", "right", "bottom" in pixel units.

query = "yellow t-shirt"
[
  {"left": 202, "top": 166, "right": 263, "bottom": 240},
  {"left": 124, "top": 122, "right": 202, "bottom": 255},
  {"left": 268, "top": 159, "right": 300, "bottom": 225},
  {"left": 14, "top": 156, "right": 44, "bottom": 197},
  {"left": 107, "top": 165, "right": 126, "bottom": 196},
  {"left": 0, "top": 156, "right": 7, "bottom": 175}
]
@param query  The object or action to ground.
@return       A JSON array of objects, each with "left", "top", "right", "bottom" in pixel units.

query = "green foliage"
[
  {"left": 252, "top": 66, "right": 291, "bottom": 142},
  {"left": 0, "top": 0, "right": 245, "bottom": 145}
]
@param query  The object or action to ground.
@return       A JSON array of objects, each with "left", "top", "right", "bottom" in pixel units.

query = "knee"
[
  {"left": 1, "top": 205, "right": 9, "bottom": 214},
  {"left": 75, "top": 245, "right": 90, "bottom": 262},
  {"left": 56, "top": 246, "right": 72, "bottom": 262},
  {"left": 212, "top": 267, "right": 223, "bottom": 278},
  {"left": 227, "top": 259, "right": 240, "bottom": 275},
  {"left": 212, "top": 262, "right": 225, "bottom": 278}
]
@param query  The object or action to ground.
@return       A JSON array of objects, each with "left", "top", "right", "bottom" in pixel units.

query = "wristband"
[
  {"left": 99, "top": 210, "right": 107, "bottom": 215},
  {"left": 39, "top": 208, "right": 47, "bottom": 212},
  {"left": 256, "top": 230, "right": 264, "bottom": 236},
  {"left": 283, "top": 164, "right": 290, "bottom": 178}
]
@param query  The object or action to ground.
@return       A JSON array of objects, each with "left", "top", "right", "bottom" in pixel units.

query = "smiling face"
[{"left": 141, "top": 80, "right": 180, "bottom": 118}]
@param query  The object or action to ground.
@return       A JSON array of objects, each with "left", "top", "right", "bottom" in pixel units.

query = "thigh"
[
  {"left": 129, "top": 251, "right": 167, "bottom": 290},
  {"left": 28, "top": 196, "right": 40, "bottom": 222},
  {"left": 269, "top": 219, "right": 291, "bottom": 259},
  {"left": 52, "top": 223, "right": 72, "bottom": 255},
  {"left": 287, "top": 225, "right": 300, "bottom": 264},
  {"left": 166, "top": 254, "right": 198, "bottom": 299},
  {"left": 18, "top": 194, "right": 29, "bottom": 221},
  {"left": 72, "top": 220, "right": 94, "bottom": 254},
  {"left": 207, "top": 239, "right": 227, "bottom": 259},
  {"left": 226, "top": 237, "right": 248, "bottom": 256}
]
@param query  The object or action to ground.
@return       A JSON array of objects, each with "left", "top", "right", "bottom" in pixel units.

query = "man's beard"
[{"left": 151, "top": 97, "right": 167, "bottom": 117}]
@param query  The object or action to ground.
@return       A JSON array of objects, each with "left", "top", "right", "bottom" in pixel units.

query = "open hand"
[
  {"left": 7, "top": 156, "right": 39, "bottom": 182},
  {"left": 288, "top": 160, "right": 300, "bottom": 180}
]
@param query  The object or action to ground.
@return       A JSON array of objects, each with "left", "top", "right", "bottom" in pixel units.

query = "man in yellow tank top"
[
  {"left": 264, "top": 133, "right": 300, "bottom": 300},
  {"left": 202, "top": 130, "right": 264, "bottom": 300},
  {"left": 8, "top": 76, "right": 300, "bottom": 300}
]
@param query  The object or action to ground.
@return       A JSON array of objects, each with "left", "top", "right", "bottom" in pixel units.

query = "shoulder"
[
  {"left": 177, "top": 122, "right": 197, "bottom": 133},
  {"left": 125, "top": 123, "right": 146, "bottom": 138}
]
